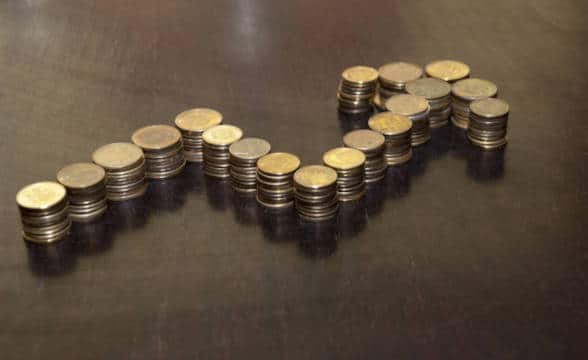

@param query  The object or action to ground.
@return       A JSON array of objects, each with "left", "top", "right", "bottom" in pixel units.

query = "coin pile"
[
  {"left": 467, "top": 98, "right": 510, "bottom": 150},
  {"left": 323, "top": 147, "right": 366, "bottom": 202},
  {"left": 451, "top": 78, "right": 498, "bottom": 129},
  {"left": 92, "top": 142, "right": 147, "bottom": 201},
  {"left": 56, "top": 163, "right": 107, "bottom": 222},
  {"left": 337, "top": 66, "right": 378, "bottom": 114},
  {"left": 385, "top": 94, "right": 431, "bottom": 146},
  {"left": 377, "top": 62, "right": 423, "bottom": 102},
  {"left": 425, "top": 60, "right": 470, "bottom": 83},
  {"left": 368, "top": 112, "right": 413, "bottom": 166},
  {"left": 202, "top": 124, "right": 244, "bottom": 179},
  {"left": 406, "top": 78, "right": 452, "bottom": 128},
  {"left": 174, "top": 108, "right": 223, "bottom": 162},
  {"left": 228, "top": 137, "right": 271, "bottom": 193},
  {"left": 294, "top": 165, "right": 339, "bottom": 222},
  {"left": 256, "top": 152, "right": 301, "bottom": 208},
  {"left": 16, "top": 181, "right": 71, "bottom": 243},
  {"left": 342, "top": 129, "right": 387, "bottom": 184},
  {"left": 131, "top": 125, "right": 185, "bottom": 179}
]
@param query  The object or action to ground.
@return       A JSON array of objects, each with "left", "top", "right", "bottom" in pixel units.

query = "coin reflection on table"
[{"left": 298, "top": 220, "right": 338, "bottom": 259}]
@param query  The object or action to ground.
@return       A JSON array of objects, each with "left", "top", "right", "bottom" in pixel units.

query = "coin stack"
[
  {"left": 16, "top": 181, "right": 71, "bottom": 244},
  {"left": 425, "top": 60, "right": 470, "bottom": 83},
  {"left": 202, "top": 124, "right": 244, "bottom": 179},
  {"left": 451, "top": 78, "right": 498, "bottom": 129},
  {"left": 256, "top": 152, "right": 301, "bottom": 208},
  {"left": 368, "top": 112, "right": 413, "bottom": 166},
  {"left": 92, "top": 142, "right": 147, "bottom": 201},
  {"left": 385, "top": 94, "right": 431, "bottom": 146},
  {"left": 342, "top": 129, "right": 387, "bottom": 184},
  {"left": 406, "top": 78, "right": 452, "bottom": 128},
  {"left": 467, "top": 98, "right": 510, "bottom": 150},
  {"left": 337, "top": 66, "right": 378, "bottom": 114},
  {"left": 56, "top": 163, "right": 107, "bottom": 222},
  {"left": 377, "top": 62, "right": 423, "bottom": 102},
  {"left": 293, "top": 165, "right": 339, "bottom": 222},
  {"left": 131, "top": 125, "right": 186, "bottom": 179},
  {"left": 228, "top": 137, "right": 271, "bottom": 193},
  {"left": 174, "top": 108, "right": 223, "bottom": 162},
  {"left": 323, "top": 147, "right": 366, "bottom": 202}
]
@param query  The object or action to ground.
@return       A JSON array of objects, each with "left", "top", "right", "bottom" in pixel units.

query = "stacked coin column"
[
  {"left": 56, "top": 163, "right": 107, "bottom": 222},
  {"left": 406, "top": 78, "right": 452, "bottom": 128},
  {"left": 132, "top": 125, "right": 186, "bottom": 180},
  {"left": 256, "top": 152, "right": 301, "bottom": 209},
  {"left": 368, "top": 112, "right": 413, "bottom": 166},
  {"left": 385, "top": 94, "right": 431, "bottom": 146},
  {"left": 323, "top": 147, "right": 366, "bottom": 202},
  {"left": 337, "top": 66, "right": 378, "bottom": 114},
  {"left": 342, "top": 129, "right": 387, "bottom": 184},
  {"left": 377, "top": 62, "right": 423, "bottom": 103},
  {"left": 202, "top": 125, "right": 244, "bottom": 179},
  {"left": 451, "top": 78, "right": 498, "bottom": 129},
  {"left": 467, "top": 98, "right": 510, "bottom": 150},
  {"left": 293, "top": 165, "right": 339, "bottom": 222},
  {"left": 228, "top": 138, "right": 271, "bottom": 192},
  {"left": 174, "top": 108, "right": 223, "bottom": 162}
]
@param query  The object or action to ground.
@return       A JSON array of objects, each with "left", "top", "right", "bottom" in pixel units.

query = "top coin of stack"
[
  {"left": 132, "top": 125, "right": 186, "bottom": 179},
  {"left": 377, "top": 62, "right": 423, "bottom": 102},
  {"left": 451, "top": 78, "right": 498, "bottom": 129},
  {"left": 202, "top": 124, "right": 244, "bottom": 179},
  {"left": 467, "top": 98, "right": 510, "bottom": 150},
  {"left": 56, "top": 163, "right": 107, "bottom": 222},
  {"left": 174, "top": 108, "right": 223, "bottom": 162},
  {"left": 342, "top": 129, "right": 387, "bottom": 184},
  {"left": 368, "top": 112, "right": 413, "bottom": 166},
  {"left": 228, "top": 137, "right": 271, "bottom": 193},
  {"left": 256, "top": 152, "right": 301, "bottom": 208},
  {"left": 323, "top": 147, "right": 366, "bottom": 202},
  {"left": 293, "top": 165, "right": 339, "bottom": 222},
  {"left": 425, "top": 60, "right": 470, "bottom": 83},
  {"left": 385, "top": 94, "right": 431, "bottom": 146},
  {"left": 337, "top": 66, "right": 378, "bottom": 114},
  {"left": 406, "top": 78, "right": 452, "bottom": 128}
]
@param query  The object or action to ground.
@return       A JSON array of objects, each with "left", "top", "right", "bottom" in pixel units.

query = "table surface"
[{"left": 1, "top": 0, "right": 588, "bottom": 359}]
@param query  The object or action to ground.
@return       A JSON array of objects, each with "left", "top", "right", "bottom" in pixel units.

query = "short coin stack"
[
  {"left": 174, "top": 108, "right": 223, "bottom": 162},
  {"left": 323, "top": 147, "right": 366, "bottom": 202},
  {"left": 467, "top": 98, "right": 510, "bottom": 150},
  {"left": 202, "top": 124, "right": 244, "bottom": 179},
  {"left": 368, "top": 112, "right": 413, "bottom": 166},
  {"left": 425, "top": 60, "right": 470, "bottom": 83},
  {"left": 92, "top": 142, "right": 147, "bottom": 201},
  {"left": 16, "top": 181, "right": 71, "bottom": 244},
  {"left": 406, "top": 78, "right": 452, "bottom": 128},
  {"left": 132, "top": 125, "right": 186, "bottom": 179},
  {"left": 228, "top": 137, "right": 271, "bottom": 193},
  {"left": 343, "top": 129, "right": 387, "bottom": 184},
  {"left": 56, "top": 163, "right": 107, "bottom": 222},
  {"left": 377, "top": 62, "right": 423, "bottom": 102},
  {"left": 294, "top": 165, "right": 339, "bottom": 222},
  {"left": 337, "top": 66, "right": 378, "bottom": 114},
  {"left": 385, "top": 94, "right": 431, "bottom": 146},
  {"left": 451, "top": 78, "right": 498, "bottom": 129},
  {"left": 256, "top": 152, "right": 301, "bottom": 209}
]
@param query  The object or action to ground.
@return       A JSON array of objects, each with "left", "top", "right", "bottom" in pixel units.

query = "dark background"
[{"left": 1, "top": 0, "right": 588, "bottom": 359}]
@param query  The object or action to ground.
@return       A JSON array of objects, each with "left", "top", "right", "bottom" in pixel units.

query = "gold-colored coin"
[
  {"left": 425, "top": 60, "right": 470, "bottom": 82},
  {"left": 174, "top": 108, "right": 222, "bottom": 132},
  {"left": 368, "top": 112, "right": 412, "bottom": 135},
  {"left": 323, "top": 147, "right": 366, "bottom": 170},
  {"left": 451, "top": 78, "right": 498, "bottom": 100},
  {"left": 342, "top": 66, "right": 378, "bottom": 84},
  {"left": 16, "top": 181, "right": 66, "bottom": 210},
  {"left": 343, "top": 129, "right": 385, "bottom": 151},
  {"left": 385, "top": 94, "right": 429, "bottom": 116},
  {"left": 378, "top": 62, "right": 423, "bottom": 85},
  {"left": 92, "top": 142, "right": 144, "bottom": 170},
  {"left": 132, "top": 125, "right": 182, "bottom": 150},
  {"left": 57, "top": 163, "right": 105, "bottom": 189},
  {"left": 470, "top": 98, "right": 509, "bottom": 118},
  {"left": 257, "top": 152, "right": 301, "bottom": 175},
  {"left": 202, "top": 124, "right": 243, "bottom": 146},
  {"left": 405, "top": 78, "right": 451, "bottom": 99},
  {"left": 294, "top": 165, "right": 338, "bottom": 189}
]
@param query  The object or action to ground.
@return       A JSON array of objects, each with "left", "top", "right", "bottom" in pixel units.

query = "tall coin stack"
[
  {"left": 451, "top": 78, "right": 498, "bottom": 129},
  {"left": 92, "top": 142, "right": 147, "bottom": 201},
  {"left": 368, "top": 112, "right": 413, "bottom": 166},
  {"left": 202, "top": 124, "right": 244, "bottom": 179},
  {"left": 323, "top": 147, "right": 366, "bottom": 202},
  {"left": 256, "top": 152, "right": 301, "bottom": 209},
  {"left": 174, "top": 108, "right": 223, "bottom": 162},
  {"left": 342, "top": 129, "right": 387, "bottom": 184},
  {"left": 385, "top": 94, "right": 431, "bottom": 146},
  {"left": 293, "top": 165, "right": 339, "bottom": 222},
  {"left": 132, "top": 125, "right": 186, "bottom": 179},
  {"left": 16, "top": 181, "right": 71, "bottom": 244},
  {"left": 425, "top": 60, "right": 470, "bottom": 83},
  {"left": 56, "top": 163, "right": 108, "bottom": 222},
  {"left": 467, "top": 98, "right": 510, "bottom": 150},
  {"left": 228, "top": 137, "right": 271, "bottom": 193},
  {"left": 377, "top": 62, "right": 423, "bottom": 102},
  {"left": 406, "top": 78, "right": 452, "bottom": 128},
  {"left": 337, "top": 66, "right": 378, "bottom": 114}
]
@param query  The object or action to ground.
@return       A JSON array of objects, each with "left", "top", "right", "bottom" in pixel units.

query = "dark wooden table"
[{"left": 1, "top": 1, "right": 587, "bottom": 358}]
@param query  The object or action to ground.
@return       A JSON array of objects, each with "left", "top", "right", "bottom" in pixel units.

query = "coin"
[
  {"left": 405, "top": 78, "right": 451, "bottom": 100},
  {"left": 451, "top": 78, "right": 498, "bottom": 100},
  {"left": 294, "top": 165, "right": 338, "bottom": 189},
  {"left": 92, "top": 142, "right": 144, "bottom": 170},
  {"left": 57, "top": 163, "right": 105, "bottom": 189},
  {"left": 323, "top": 147, "right": 366, "bottom": 170},
  {"left": 202, "top": 124, "right": 243, "bottom": 146},
  {"left": 16, "top": 182, "right": 67, "bottom": 210},
  {"left": 257, "top": 152, "right": 301, "bottom": 175},
  {"left": 425, "top": 60, "right": 470, "bottom": 82},
  {"left": 174, "top": 108, "right": 222, "bottom": 133},
  {"left": 342, "top": 66, "right": 379, "bottom": 84},
  {"left": 368, "top": 112, "right": 412, "bottom": 135},
  {"left": 378, "top": 62, "right": 423, "bottom": 86},
  {"left": 343, "top": 129, "right": 385, "bottom": 151},
  {"left": 229, "top": 138, "right": 271, "bottom": 160},
  {"left": 132, "top": 125, "right": 182, "bottom": 150},
  {"left": 384, "top": 94, "right": 429, "bottom": 116},
  {"left": 470, "top": 98, "right": 509, "bottom": 118}
]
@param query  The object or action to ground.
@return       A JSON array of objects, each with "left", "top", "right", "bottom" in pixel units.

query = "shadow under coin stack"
[
  {"left": 385, "top": 94, "right": 431, "bottom": 146},
  {"left": 406, "top": 78, "right": 451, "bottom": 128},
  {"left": 294, "top": 165, "right": 339, "bottom": 222},
  {"left": 467, "top": 98, "right": 510, "bottom": 150},
  {"left": 451, "top": 78, "right": 498, "bottom": 129},
  {"left": 132, "top": 125, "right": 185, "bottom": 179},
  {"left": 368, "top": 112, "right": 413, "bottom": 166},
  {"left": 202, "top": 125, "right": 244, "bottom": 179},
  {"left": 92, "top": 142, "right": 147, "bottom": 201},
  {"left": 229, "top": 137, "right": 271, "bottom": 193},
  {"left": 16, "top": 182, "right": 71, "bottom": 244},
  {"left": 56, "top": 163, "right": 107, "bottom": 222},
  {"left": 342, "top": 129, "right": 387, "bottom": 184},
  {"left": 174, "top": 108, "right": 223, "bottom": 162},
  {"left": 323, "top": 147, "right": 366, "bottom": 202},
  {"left": 256, "top": 152, "right": 301, "bottom": 209},
  {"left": 337, "top": 66, "right": 378, "bottom": 114},
  {"left": 425, "top": 60, "right": 470, "bottom": 83},
  {"left": 377, "top": 62, "right": 423, "bottom": 103}
]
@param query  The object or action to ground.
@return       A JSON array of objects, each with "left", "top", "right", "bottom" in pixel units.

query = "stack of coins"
[
  {"left": 342, "top": 129, "right": 387, "bottom": 184},
  {"left": 323, "top": 147, "right": 366, "bottom": 202},
  {"left": 294, "top": 165, "right": 339, "bottom": 222},
  {"left": 174, "top": 108, "right": 223, "bottom": 162},
  {"left": 228, "top": 137, "right": 271, "bottom": 192},
  {"left": 406, "top": 78, "right": 452, "bottom": 128},
  {"left": 92, "top": 142, "right": 147, "bottom": 201},
  {"left": 202, "top": 124, "right": 243, "bottom": 179},
  {"left": 451, "top": 78, "right": 498, "bottom": 129},
  {"left": 368, "top": 112, "right": 413, "bottom": 165},
  {"left": 377, "top": 62, "right": 423, "bottom": 102},
  {"left": 132, "top": 125, "right": 186, "bottom": 179},
  {"left": 337, "top": 66, "right": 378, "bottom": 114},
  {"left": 256, "top": 152, "right": 301, "bottom": 208},
  {"left": 467, "top": 98, "right": 510, "bottom": 150},
  {"left": 56, "top": 163, "right": 107, "bottom": 222},
  {"left": 425, "top": 60, "right": 470, "bottom": 83},
  {"left": 385, "top": 94, "right": 431, "bottom": 146},
  {"left": 16, "top": 182, "right": 71, "bottom": 244}
]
